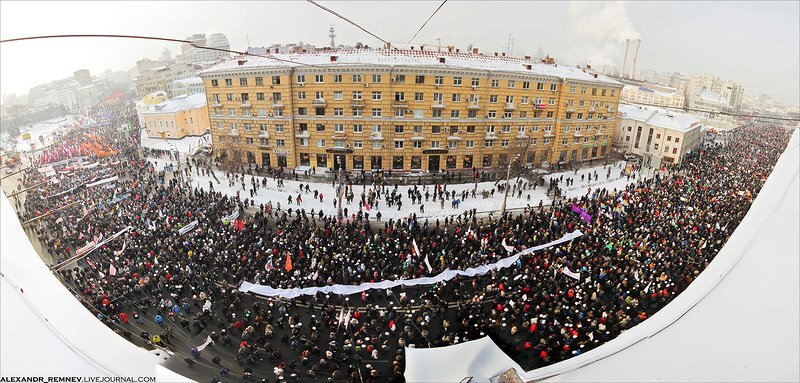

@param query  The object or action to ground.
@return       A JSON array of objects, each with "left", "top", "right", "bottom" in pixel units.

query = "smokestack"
[
  {"left": 620, "top": 39, "right": 630, "bottom": 77},
  {"left": 629, "top": 39, "right": 641, "bottom": 80}
]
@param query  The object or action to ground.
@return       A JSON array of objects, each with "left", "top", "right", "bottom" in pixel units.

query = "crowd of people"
[{"left": 11, "top": 99, "right": 793, "bottom": 382}]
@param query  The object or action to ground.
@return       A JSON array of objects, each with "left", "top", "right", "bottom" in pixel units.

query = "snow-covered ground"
[
  {"left": 15, "top": 115, "right": 78, "bottom": 152},
  {"left": 140, "top": 129, "right": 210, "bottom": 155},
  {"left": 542, "top": 161, "right": 640, "bottom": 199},
  {"left": 146, "top": 154, "right": 644, "bottom": 221}
]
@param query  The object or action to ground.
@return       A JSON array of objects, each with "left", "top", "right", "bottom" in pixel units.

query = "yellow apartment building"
[
  {"left": 199, "top": 49, "right": 622, "bottom": 172},
  {"left": 142, "top": 93, "right": 210, "bottom": 139}
]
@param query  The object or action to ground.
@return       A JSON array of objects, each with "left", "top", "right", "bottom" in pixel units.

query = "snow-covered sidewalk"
[{"left": 147, "top": 154, "right": 642, "bottom": 220}]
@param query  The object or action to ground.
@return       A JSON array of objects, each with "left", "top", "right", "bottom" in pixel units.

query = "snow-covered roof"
[
  {"left": 201, "top": 49, "right": 622, "bottom": 85},
  {"left": 144, "top": 93, "right": 206, "bottom": 114},
  {"left": 698, "top": 87, "right": 727, "bottom": 104},
  {"left": 0, "top": 194, "right": 192, "bottom": 380},
  {"left": 172, "top": 76, "right": 204, "bottom": 86},
  {"left": 618, "top": 103, "right": 701, "bottom": 132}
]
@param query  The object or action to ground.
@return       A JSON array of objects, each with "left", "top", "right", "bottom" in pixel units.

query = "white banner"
[
  {"left": 239, "top": 230, "right": 584, "bottom": 299},
  {"left": 86, "top": 175, "right": 118, "bottom": 188},
  {"left": 178, "top": 220, "right": 199, "bottom": 235}
]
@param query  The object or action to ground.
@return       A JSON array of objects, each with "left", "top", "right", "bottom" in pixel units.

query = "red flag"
[
  {"left": 365, "top": 203, "right": 371, "bottom": 212},
  {"left": 284, "top": 253, "right": 293, "bottom": 272}
]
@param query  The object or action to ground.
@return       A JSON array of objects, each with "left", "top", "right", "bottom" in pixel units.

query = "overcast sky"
[{"left": 1, "top": 1, "right": 798, "bottom": 105}]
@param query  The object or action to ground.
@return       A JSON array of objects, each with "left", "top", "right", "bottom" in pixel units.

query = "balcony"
[
  {"left": 392, "top": 101, "right": 409, "bottom": 108},
  {"left": 467, "top": 103, "right": 481, "bottom": 110},
  {"left": 485, "top": 132, "right": 498, "bottom": 140},
  {"left": 504, "top": 103, "right": 516, "bottom": 111},
  {"left": 431, "top": 101, "right": 446, "bottom": 109},
  {"left": 210, "top": 101, "right": 222, "bottom": 107},
  {"left": 543, "top": 131, "right": 555, "bottom": 138},
  {"left": 566, "top": 106, "right": 577, "bottom": 112},
  {"left": 257, "top": 131, "right": 269, "bottom": 138},
  {"left": 447, "top": 135, "right": 462, "bottom": 141},
  {"left": 332, "top": 131, "right": 347, "bottom": 139},
  {"left": 369, "top": 132, "right": 384, "bottom": 140},
  {"left": 589, "top": 106, "right": 597, "bottom": 112},
  {"left": 295, "top": 130, "right": 310, "bottom": 139},
  {"left": 350, "top": 99, "right": 366, "bottom": 108},
  {"left": 229, "top": 130, "right": 239, "bottom": 137},
  {"left": 240, "top": 100, "right": 251, "bottom": 107},
  {"left": 410, "top": 136, "right": 426, "bottom": 141},
  {"left": 516, "top": 132, "right": 529, "bottom": 139},
  {"left": 270, "top": 102, "right": 285, "bottom": 109},
  {"left": 312, "top": 98, "right": 327, "bottom": 107},
  {"left": 574, "top": 131, "right": 584, "bottom": 137}
]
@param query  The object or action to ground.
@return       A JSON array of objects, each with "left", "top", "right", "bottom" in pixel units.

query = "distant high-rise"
[
  {"left": 175, "top": 33, "right": 231, "bottom": 65},
  {"left": 73, "top": 69, "right": 91, "bottom": 86}
]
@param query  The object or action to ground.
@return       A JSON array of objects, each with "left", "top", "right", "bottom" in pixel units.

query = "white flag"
[
  {"left": 501, "top": 238, "right": 515, "bottom": 253},
  {"left": 196, "top": 335, "right": 214, "bottom": 352},
  {"left": 412, "top": 239, "right": 422, "bottom": 258},
  {"left": 109, "top": 264, "right": 117, "bottom": 276},
  {"left": 337, "top": 307, "right": 346, "bottom": 329},
  {"left": 344, "top": 309, "right": 352, "bottom": 330},
  {"left": 424, "top": 253, "right": 433, "bottom": 274},
  {"left": 562, "top": 267, "right": 581, "bottom": 280}
]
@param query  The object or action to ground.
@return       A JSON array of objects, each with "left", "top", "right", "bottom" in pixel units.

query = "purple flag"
[{"left": 571, "top": 204, "right": 593, "bottom": 223}]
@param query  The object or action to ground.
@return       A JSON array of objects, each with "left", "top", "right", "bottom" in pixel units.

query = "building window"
[
  {"left": 335, "top": 123, "right": 344, "bottom": 132},
  {"left": 352, "top": 74, "right": 362, "bottom": 83},
  {"left": 453, "top": 76, "right": 462, "bottom": 86},
  {"left": 411, "top": 156, "right": 422, "bottom": 169},
  {"left": 432, "top": 110, "right": 442, "bottom": 118},
  {"left": 334, "top": 108, "right": 344, "bottom": 116},
  {"left": 372, "top": 141, "right": 382, "bottom": 150},
  {"left": 431, "top": 141, "right": 440, "bottom": 148},
  {"left": 239, "top": 78, "right": 248, "bottom": 86},
  {"left": 315, "top": 108, "right": 325, "bottom": 116},
  {"left": 272, "top": 76, "right": 281, "bottom": 85},
  {"left": 353, "top": 155, "right": 364, "bottom": 169},
  {"left": 448, "top": 141, "right": 457, "bottom": 149},
  {"left": 316, "top": 124, "right": 326, "bottom": 132},
  {"left": 354, "top": 140, "right": 363, "bottom": 149},
  {"left": 256, "top": 93, "right": 265, "bottom": 101},
  {"left": 353, "top": 91, "right": 362, "bottom": 100},
  {"left": 260, "top": 138, "right": 269, "bottom": 146},
  {"left": 413, "top": 141, "right": 423, "bottom": 149},
  {"left": 275, "top": 124, "right": 284, "bottom": 132},
  {"left": 353, "top": 124, "right": 363, "bottom": 133},
  {"left": 431, "top": 125, "right": 441, "bottom": 134},
  {"left": 451, "top": 110, "right": 460, "bottom": 118},
  {"left": 297, "top": 91, "right": 306, "bottom": 100},
  {"left": 334, "top": 91, "right": 343, "bottom": 100},
  {"left": 372, "top": 108, "right": 382, "bottom": 117},
  {"left": 333, "top": 74, "right": 342, "bottom": 83},
  {"left": 353, "top": 108, "right": 362, "bottom": 116},
  {"left": 394, "top": 125, "right": 404, "bottom": 133},
  {"left": 276, "top": 139, "right": 285, "bottom": 147},
  {"left": 299, "top": 138, "right": 308, "bottom": 146},
  {"left": 394, "top": 140, "right": 404, "bottom": 149},
  {"left": 465, "top": 140, "right": 474, "bottom": 148},
  {"left": 491, "top": 79, "right": 499, "bottom": 88},
  {"left": 483, "top": 154, "right": 492, "bottom": 167},
  {"left": 372, "top": 74, "right": 382, "bottom": 83},
  {"left": 507, "top": 80, "right": 516, "bottom": 88},
  {"left": 211, "top": 79, "right": 219, "bottom": 87},
  {"left": 372, "top": 91, "right": 382, "bottom": 101},
  {"left": 393, "top": 156, "right": 404, "bottom": 170},
  {"left": 414, "top": 92, "right": 424, "bottom": 101},
  {"left": 550, "top": 84, "right": 558, "bottom": 92},
  {"left": 298, "top": 107, "right": 307, "bottom": 116},
  {"left": 490, "top": 95, "right": 498, "bottom": 103},
  {"left": 225, "top": 78, "right": 232, "bottom": 86},
  {"left": 394, "top": 74, "right": 406, "bottom": 83},
  {"left": 415, "top": 75, "right": 425, "bottom": 84},
  {"left": 471, "top": 78, "right": 480, "bottom": 87},
  {"left": 372, "top": 125, "right": 382, "bottom": 133},
  {"left": 488, "top": 111, "right": 497, "bottom": 118},
  {"left": 434, "top": 76, "right": 444, "bottom": 85},
  {"left": 296, "top": 74, "right": 305, "bottom": 83}
]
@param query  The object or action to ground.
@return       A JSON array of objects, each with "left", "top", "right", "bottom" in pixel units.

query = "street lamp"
[
  {"left": 500, "top": 153, "right": 520, "bottom": 215},
  {"left": 336, "top": 157, "right": 344, "bottom": 221}
]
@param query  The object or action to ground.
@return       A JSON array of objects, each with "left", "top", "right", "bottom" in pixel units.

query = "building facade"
[
  {"left": 135, "top": 63, "right": 199, "bottom": 97},
  {"left": 615, "top": 104, "right": 703, "bottom": 165},
  {"left": 199, "top": 49, "right": 623, "bottom": 171},
  {"left": 175, "top": 33, "right": 231, "bottom": 66},
  {"left": 621, "top": 84, "right": 685, "bottom": 109},
  {"left": 687, "top": 73, "right": 744, "bottom": 112},
  {"left": 141, "top": 93, "right": 209, "bottom": 139}
]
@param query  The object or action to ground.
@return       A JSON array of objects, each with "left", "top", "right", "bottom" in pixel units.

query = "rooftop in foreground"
[{"left": 201, "top": 49, "right": 622, "bottom": 85}]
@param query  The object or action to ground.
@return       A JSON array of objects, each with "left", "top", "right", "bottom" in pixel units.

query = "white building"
[
  {"left": 169, "top": 76, "right": 205, "bottom": 97},
  {"left": 615, "top": 104, "right": 704, "bottom": 165},
  {"left": 687, "top": 73, "right": 744, "bottom": 112},
  {"left": 621, "top": 83, "right": 685, "bottom": 109},
  {"left": 175, "top": 33, "right": 231, "bottom": 65}
]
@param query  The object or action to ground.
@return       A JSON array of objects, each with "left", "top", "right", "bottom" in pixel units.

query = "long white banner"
[
  {"left": 86, "top": 175, "right": 119, "bottom": 188},
  {"left": 239, "top": 230, "right": 584, "bottom": 299}
]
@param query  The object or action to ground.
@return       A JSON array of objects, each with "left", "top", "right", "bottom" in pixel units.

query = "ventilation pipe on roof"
[
  {"left": 472, "top": 47, "right": 479, "bottom": 54},
  {"left": 494, "top": 52, "right": 498, "bottom": 57},
  {"left": 630, "top": 39, "right": 641, "bottom": 80},
  {"left": 502, "top": 52, "right": 506, "bottom": 57},
  {"left": 524, "top": 55, "right": 531, "bottom": 60},
  {"left": 438, "top": 56, "right": 446, "bottom": 64},
  {"left": 330, "top": 55, "right": 338, "bottom": 62},
  {"left": 237, "top": 60, "right": 247, "bottom": 66}
]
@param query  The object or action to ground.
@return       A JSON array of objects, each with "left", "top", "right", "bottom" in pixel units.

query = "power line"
[
  {"left": 305, "top": 0, "right": 391, "bottom": 48},
  {"left": 0, "top": 34, "right": 326, "bottom": 68},
  {"left": 408, "top": 0, "right": 448, "bottom": 45},
  {"left": 622, "top": 101, "right": 800, "bottom": 122}
]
